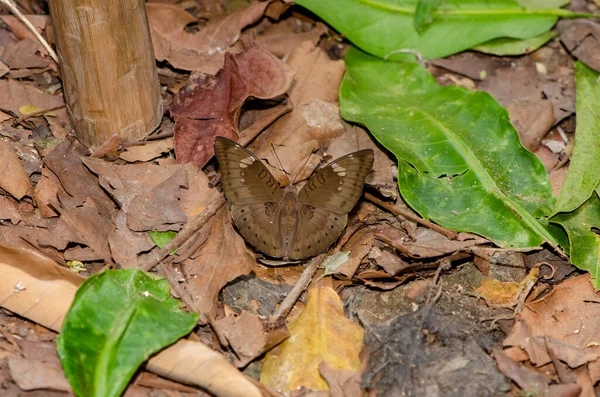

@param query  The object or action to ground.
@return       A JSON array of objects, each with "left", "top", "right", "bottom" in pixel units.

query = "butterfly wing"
[
  {"left": 214, "top": 136, "right": 282, "bottom": 206},
  {"left": 298, "top": 149, "right": 374, "bottom": 214},
  {"left": 289, "top": 206, "right": 347, "bottom": 260},
  {"left": 231, "top": 203, "right": 285, "bottom": 258}
]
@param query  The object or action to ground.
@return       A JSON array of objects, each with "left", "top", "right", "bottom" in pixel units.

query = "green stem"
[{"left": 358, "top": 0, "right": 599, "bottom": 19}]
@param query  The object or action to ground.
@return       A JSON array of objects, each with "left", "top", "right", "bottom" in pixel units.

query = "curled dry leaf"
[
  {"left": 0, "top": 244, "right": 271, "bottom": 397},
  {"left": 170, "top": 44, "right": 294, "bottom": 167},
  {"left": 0, "top": 140, "right": 32, "bottom": 200},
  {"left": 147, "top": 1, "right": 271, "bottom": 73}
]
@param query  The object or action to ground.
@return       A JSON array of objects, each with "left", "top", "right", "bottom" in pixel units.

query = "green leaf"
[
  {"left": 57, "top": 269, "right": 198, "bottom": 397},
  {"left": 550, "top": 195, "right": 600, "bottom": 288},
  {"left": 414, "top": 0, "right": 442, "bottom": 34},
  {"left": 294, "top": 0, "right": 595, "bottom": 60},
  {"left": 340, "top": 47, "right": 557, "bottom": 248},
  {"left": 148, "top": 230, "right": 178, "bottom": 255},
  {"left": 473, "top": 31, "right": 556, "bottom": 56},
  {"left": 552, "top": 62, "right": 600, "bottom": 214}
]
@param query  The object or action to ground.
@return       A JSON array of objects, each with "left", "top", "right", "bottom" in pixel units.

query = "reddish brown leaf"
[
  {"left": 0, "top": 140, "right": 32, "bottom": 200},
  {"left": 170, "top": 44, "right": 293, "bottom": 167}
]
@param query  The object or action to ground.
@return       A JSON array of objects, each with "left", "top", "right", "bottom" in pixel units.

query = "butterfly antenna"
[
  {"left": 291, "top": 147, "right": 318, "bottom": 185},
  {"left": 270, "top": 142, "right": 291, "bottom": 186}
]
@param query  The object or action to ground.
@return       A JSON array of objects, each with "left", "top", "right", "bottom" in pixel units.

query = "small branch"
[
  {"left": 0, "top": 0, "right": 58, "bottom": 63},
  {"left": 364, "top": 192, "right": 458, "bottom": 240},
  {"left": 138, "top": 196, "right": 225, "bottom": 272},
  {"left": 270, "top": 253, "right": 326, "bottom": 324}
]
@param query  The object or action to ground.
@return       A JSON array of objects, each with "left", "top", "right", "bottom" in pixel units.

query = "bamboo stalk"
[{"left": 48, "top": 0, "right": 162, "bottom": 148}]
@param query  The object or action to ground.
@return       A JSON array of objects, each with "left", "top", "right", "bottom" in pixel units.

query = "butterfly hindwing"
[
  {"left": 232, "top": 203, "right": 285, "bottom": 258},
  {"left": 214, "top": 136, "right": 282, "bottom": 206},
  {"left": 298, "top": 149, "right": 374, "bottom": 214},
  {"left": 289, "top": 206, "right": 347, "bottom": 259}
]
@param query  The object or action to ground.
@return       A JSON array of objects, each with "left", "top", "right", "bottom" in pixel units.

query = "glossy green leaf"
[
  {"left": 473, "top": 31, "right": 556, "bottom": 56},
  {"left": 552, "top": 62, "right": 600, "bottom": 214},
  {"left": 294, "top": 0, "right": 595, "bottom": 60},
  {"left": 340, "top": 47, "right": 557, "bottom": 248},
  {"left": 57, "top": 269, "right": 198, "bottom": 397},
  {"left": 550, "top": 195, "right": 600, "bottom": 288}
]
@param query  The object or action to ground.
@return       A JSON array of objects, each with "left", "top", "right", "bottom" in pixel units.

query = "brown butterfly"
[{"left": 214, "top": 136, "right": 374, "bottom": 260}]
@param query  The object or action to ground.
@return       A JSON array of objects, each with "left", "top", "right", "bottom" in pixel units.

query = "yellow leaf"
[
  {"left": 18, "top": 105, "right": 56, "bottom": 116},
  {"left": 261, "top": 286, "right": 363, "bottom": 392},
  {"left": 474, "top": 265, "right": 541, "bottom": 305}
]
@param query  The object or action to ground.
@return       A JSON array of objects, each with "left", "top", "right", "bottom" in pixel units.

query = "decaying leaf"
[{"left": 261, "top": 286, "right": 363, "bottom": 392}]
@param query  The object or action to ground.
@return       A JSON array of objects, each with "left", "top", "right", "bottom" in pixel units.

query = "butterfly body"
[{"left": 214, "top": 137, "right": 374, "bottom": 260}]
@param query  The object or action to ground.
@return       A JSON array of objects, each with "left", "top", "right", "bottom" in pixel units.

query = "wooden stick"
[{"left": 364, "top": 192, "right": 458, "bottom": 240}]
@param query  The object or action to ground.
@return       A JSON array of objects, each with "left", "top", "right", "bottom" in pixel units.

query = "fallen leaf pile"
[{"left": 0, "top": 0, "right": 599, "bottom": 396}]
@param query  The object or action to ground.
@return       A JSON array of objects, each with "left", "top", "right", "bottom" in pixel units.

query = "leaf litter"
[{"left": 0, "top": 0, "right": 599, "bottom": 396}]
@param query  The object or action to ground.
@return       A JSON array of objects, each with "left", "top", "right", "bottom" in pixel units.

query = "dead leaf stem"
[{"left": 364, "top": 192, "right": 458, "bottom": 240}]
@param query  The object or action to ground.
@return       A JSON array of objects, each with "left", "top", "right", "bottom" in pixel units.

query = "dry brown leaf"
[
  {"left": 0, "top": 140, "right": 32, "bottom": 200},
  {"left": 493, "top": 348, "right": 554, "bottom": 395},
  {"left": 336, "top": 228, "right": 375, "bottom": 279},
  {"left": 214, "top": 310, "right": 290, "bottom": 367},
  {"left": 43, "top": 139, "right": 116, "bottom": 219},
  {"left": 183, "top": 208, "right": 256, "bottom": 319},
  {"left": 0, "top": 244, "right": 272, "bottom": 397},
  {"left": 0, "top": 15, "right": 51, "bottom": 55},
  {"left": 248, "top": 19, "right": 328, "bottom": 60},
  {"left": 261, "top": 286, "right": 363, "bottom": 392},
  {"left": 147, "top": 1, "right": 270, "bottom": 73},
  {"left": 520, "top": 274, "right": 600, "bottom": 348},
  {"left": 127, "top": 168, "right": 188, "bottom": 232},
  {"left": 503, "top": 319, "right": 551, "bottom": 366},
  {"left": 558, "top": 19, "right": 600, "bottom": 72},
  {"left": 8, "top": 356, "right": 71, "bottom": 392},
  {"left": 318, "top": 361, "right": 362, "bottom": 397},
  {"left": 251, "top": 47, "right": 346, "bottom": 184},
  {"left": 170, "top": 44, "right": 294, "bottom": 167},
  {"left": 0, "top": 79, "right": 67, "bottom": 123},
  {"left": 0, "top": 39, "right": 50, "bottom": 69},
  {"left": 0, "top": 195, "right": 22, "bottom": 224},
  {"left": 119, "top": 138, "right": 174, "bottom": 163},
  {"left": 389, "top": 227, "right": 488, "bottom": 259},
  {"left": 0, "top": 60, "right": 9, "bottom": 78}
]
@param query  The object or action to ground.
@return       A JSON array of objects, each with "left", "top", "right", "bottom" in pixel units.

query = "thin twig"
[
  {"left": 0, "top": 0, "right": 58, "bottom": 63},
  {"left": 138, "top": 196, "right": 225, "bottom": 272},
  {"left": 269, "top": 253, "right": 327, "bottom": 324},
  {"left": 364, "top": 192, "right": 458, "bottom": 240}
]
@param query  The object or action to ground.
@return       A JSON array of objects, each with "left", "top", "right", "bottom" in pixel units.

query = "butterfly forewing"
[
  {"left": 214, "top": 137, "right": 282, "bottom": 206},
  {"left": 298, "top": 149, "right": 374, "bottom": 214}
]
